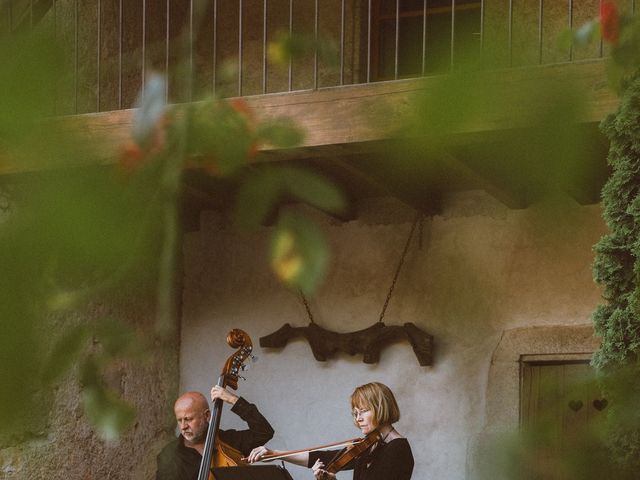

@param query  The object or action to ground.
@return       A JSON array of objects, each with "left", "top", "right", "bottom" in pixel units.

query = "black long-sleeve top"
[
  {"left": 156, "top": 397, "right": 275, "bottom": 480},
  {"left": 308, "top": 437, "right": 414, "bottom": 480}
]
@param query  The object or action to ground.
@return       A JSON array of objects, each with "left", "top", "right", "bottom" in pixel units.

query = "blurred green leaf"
[
  {"left": 279, "top": 167, "right": 345, "bottom": 214},
  {"left": 557, "top": 28, "right": 575, "bottom": 51},
  {"left": 234, "top": 169, "right": 281, "bottom": 230},
  {"left": 95, "top": 318, "right": 146, "bottom": 360},
  {"left": 268, "top": 31, "right": 339, "bottom": 68},
  {"left": 42, "top": 325, "right": 90, "bottom": 384},
  {"left": 255, "top": 117, "right": 305, "bottom": 149},
  {"left": 82, "top": 385, "right": 136, "bottom": 441},
  {"left": 80, "top": 356, "right": 136, "bottom": 440},
  {"left": 402, "top": 68, "right": 591, "bottom": 200},
  {"left": 187, "top": 100, "right": 255, "bottom": 176},
  {"left": 270, "top": 212, "right": 329, "bottom": 295},
  {"left": 235, "top": 166, "right": 345, "bottom": 230},
  {"left": 0, "top": 30, "right": 73, "bottom": 175}
]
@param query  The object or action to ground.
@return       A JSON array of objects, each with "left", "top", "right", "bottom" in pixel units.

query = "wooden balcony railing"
[{"left": 1, "top": 0, "right": 613, "bottom": 116}]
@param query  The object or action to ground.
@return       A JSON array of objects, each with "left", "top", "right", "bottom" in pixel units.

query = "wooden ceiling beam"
[
  {"left": 325, "top": 156, "right": 442, "bottom": 216},
  {"left": 438, "top": 151, "right": 530, "bottom": 209}
]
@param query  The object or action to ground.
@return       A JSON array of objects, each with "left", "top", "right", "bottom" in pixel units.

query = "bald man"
[{"left": 156, "top": 385, "right": 274, "bottom": 480}]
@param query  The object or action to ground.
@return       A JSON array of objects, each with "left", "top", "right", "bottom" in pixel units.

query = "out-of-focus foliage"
[
  {"left": 270, "top": 211, "right": 329, "bottom": 295},
  {"left": 392, "top": 43, "right": 592, "bottom": 208},
  {"left": 0, "top": 28, "right": 166, "bottom": 441},
  {"left": 570, "top": 0, "right": 640, "bottom": 93},
  {"left": 268, "top": 31, "right": 339, "bottom": 68},
  {"left": 478, "top": 365, "right": 640, "bottom": 480},
  {"left": 1, "top": 11, "right": 344, "bottom": 442}
]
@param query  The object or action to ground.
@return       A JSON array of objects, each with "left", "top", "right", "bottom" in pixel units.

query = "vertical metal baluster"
[
  {"left": 367, "top": 0, "right": 371, "bottom": 82},
  {"left": 97, "top": 0, "right": 101, "bottom": 112},
  {"left": 568, "top": 0, "right": 573, "bottom": 61},
  {"left": 142, "top": 0, "right": 146, "bottom": 99},
  {"left": 340, "top": 0, "right": 345, "bottom": 85},
  {"left": 288, "top": 0, "right": 292, "bottom": 91},
  {"left": 212, "top": 0, "right": 217, "bottom": 96},
  {"left": 239, "top": 0, "right": 243, "bottom": 96},
  {"left": 314, "top": 0, "right": 318, "bottom": 89},
  {"left": 480, "top": 0, "right": 484, "bottom": 58},
  {"left": 165, "top": 0, "right": 169, "bottom": 102},
  {"left": 450, "top": 0, "right": 455, "bottom": 70},
  {"left": 189, "top": 0, "right": 193, "bottom": 101},
  {"left": 394, "top": 0, "right": 399, "bottom": 79},
  {"left": 75, "top": 0, "right": 78, "bottom": 113},
  {"left": 422, "top": 0, "right": 427, "bottom": 75},
  {"left": 263, "top": 0, "right": 268, "bottom": 94},
  {"left": 538, "top": 0, "right": 543, "bottom": 64},
  {"left": 598, "top": 0, "right": 604, "bottom": 58},
  {"left": 508, "top": 0, "right": 513, "bottom": 67},
  {"left": 119, "top": 0, "right": 123, "bottom": 108},
  {"left": 54, "top": 0, "right": 57, "bottom": 114}
]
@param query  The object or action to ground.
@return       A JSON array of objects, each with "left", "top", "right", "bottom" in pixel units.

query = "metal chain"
[
  {"left": 378, "top": 213, "right": 421, "bottom": 323},
  {"left": 300, "top": 290, "right": 315, "bottom": 324},
  {"left": 299, "top": 212, "right": 422, "bottom": 325}
]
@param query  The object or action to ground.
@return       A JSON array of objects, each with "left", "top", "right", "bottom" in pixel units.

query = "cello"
[{"left": 197, "top": 329, "right": 254, "bottom": 480}]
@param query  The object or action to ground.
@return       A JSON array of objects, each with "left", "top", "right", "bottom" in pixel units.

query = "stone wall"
[{"left": 0, "top": 290, "right": 180, "bottom": 480}]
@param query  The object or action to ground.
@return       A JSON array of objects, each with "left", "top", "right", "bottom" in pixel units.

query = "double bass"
[{"left": 197, "top": 329, "right": 254, "bottom": 480}]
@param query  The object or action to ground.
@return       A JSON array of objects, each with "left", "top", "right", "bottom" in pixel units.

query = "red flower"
[
  {"left": 117, "top": 142, "right": 147, "bottom": 176},
  {"left": 600, "top": 0, "right": 620, "bottom": 45},
  {"left": 228, "top": 98, "right": 260, "bottom": 160},
  {"left": 229, "top": 98, "right": 254, "bottom": 120},
  {"left": 116, "top": 113, "right": 170, "bottom": 177}
]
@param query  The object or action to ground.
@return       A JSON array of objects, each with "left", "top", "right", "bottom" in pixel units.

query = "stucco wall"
[
  {"left": 179, "top": 190, "right": 606, "bottom": 480},
  {"left": 0, "top": 294, "right": 179, "bottom": 480}
]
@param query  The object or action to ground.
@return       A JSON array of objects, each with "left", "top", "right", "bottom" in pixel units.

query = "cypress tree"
[{"left": 592, "top": 74, "right": 640, "bottom": 470}]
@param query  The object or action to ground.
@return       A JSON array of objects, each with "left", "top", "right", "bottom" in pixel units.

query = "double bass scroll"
[{"left": 197, "top": 329, "right": 254, "bottom": 480}]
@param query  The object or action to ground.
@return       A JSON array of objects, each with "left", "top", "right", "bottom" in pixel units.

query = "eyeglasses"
[{"left": 352, "top": 408, "right": 370, "bottom": 418}]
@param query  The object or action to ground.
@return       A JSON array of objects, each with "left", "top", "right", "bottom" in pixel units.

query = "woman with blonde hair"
[{"left": 248, "top": 382, "right": 414, "bottom": 480}]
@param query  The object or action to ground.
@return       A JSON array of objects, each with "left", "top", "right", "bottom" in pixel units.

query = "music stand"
[{"left": 212, "top": 465, "right": 294, "bottom": 480}]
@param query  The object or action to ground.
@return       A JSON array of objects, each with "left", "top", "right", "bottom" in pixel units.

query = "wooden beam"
[
  {"left": 0, "top": 60, "right": 616, "bottom": 178},
  {"left": 437, "top": 151, "right": 530, "bottom": 209},
  {"left": 325, "top": 156, "right": 443, "bottom": 216}
]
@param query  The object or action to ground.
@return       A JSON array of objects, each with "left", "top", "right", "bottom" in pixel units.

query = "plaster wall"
[
  {"left": 0, "top": 294, "right": 179, "bottom": 480},
  {"left": 179, "top": 191, "right": 606, "bottom": 480}
]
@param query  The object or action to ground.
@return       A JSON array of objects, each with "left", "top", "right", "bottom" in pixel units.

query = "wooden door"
[{"left": 520, "top": 360, "right": 607, "bottom": 479}]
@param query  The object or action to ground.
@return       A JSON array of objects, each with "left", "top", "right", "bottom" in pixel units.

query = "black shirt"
[
  {"left": 308, "top": 437, "right": 414, "bottom": 480},
  {"left": 156, "top": 397, "right": 274, "bottom": 480}
]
